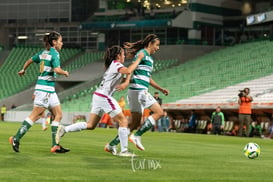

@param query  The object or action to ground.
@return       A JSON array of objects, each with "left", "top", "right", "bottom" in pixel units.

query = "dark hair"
[
  {"left": 123, "top": 34, "right": 159, "bottom": 58},
  {"left": 43, "top": 34, "right": 50, "bottom": 50},
  {"left": 43, "top": 31, "right": 61, "bottom": 50},
  {"left": 104, "top": 45, "right": 123, "bottom": 70}
]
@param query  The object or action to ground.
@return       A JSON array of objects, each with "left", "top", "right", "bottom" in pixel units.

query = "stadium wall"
[
  {"left": 5, "top": 111, "right": 88, "bottom": 125},
  {"left": 153, "top": 44, "right": 223, "bottom": 61}
]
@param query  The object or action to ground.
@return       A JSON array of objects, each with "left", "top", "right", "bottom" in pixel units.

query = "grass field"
[{"left": 0, "top": 122, "right": 273, "bottom": 182}]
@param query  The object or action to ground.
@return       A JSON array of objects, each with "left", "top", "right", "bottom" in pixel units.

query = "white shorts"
[
  {"left": 33, "top": 91, "right": 60, "bottom": 109},
  {"left": 127, "top": 89, "right": 157, "bottom": 114},
  {"left": 91, "top": 92, "right": 122, "bottom": 118}
]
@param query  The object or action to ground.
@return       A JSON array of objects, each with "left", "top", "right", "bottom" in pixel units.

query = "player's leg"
[
  {"left": 101, "top": 95, "right": 133, "bottom": 156},
  {"left": 40, "top": 111, "right": 48, "bottom": 131},
  {"left": 108, "top": 90, "right": 143, "bottom": 149},
  {"left": 46, "top": 93, "right": 70, "bottom": 153},
  {"left": 129, "top": 112, "right": 142, "bottom": 131},
  {"left": 134, "top": 102, "right": 163, "bottom": 137},
  {"left": 49, "top": 104, "right": 69, "bottom": 153},
  {"left": 66, "top": 113, "right": 100, "bottom": 131},
  {"left": 128, "top": 90, "right": 143, "bottom": 132},
  {"left": 56, "top": 93, "right": 104, "bottom": 145},
  {"left": 108, "top": 111, "right": 142, "bottom": 148},
  {"left": 129, "top": 90, "right": 164, "bottom": 151},
  {"left": 9, "top": 106, "right": 46, "bottom": 152},
  {"left": 111, "top": 112, "right": 132, "bottom": 155},
  {"left": 55, "top": 113, "right": 101, "bottom": 145}
]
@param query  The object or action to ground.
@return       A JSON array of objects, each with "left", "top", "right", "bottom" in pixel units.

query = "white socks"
[
  {"left": 148, "top": 115, "right": 156, "bottom": 125},
  {"left": 65, "top": 122, "right": 87, "bottom": 133},
  {"left": 118, "top": 127, "right": 129, "bottom": 153},
  {"left": 41, "top": 117, "right": 46, "bottom": 128},
  {"left": 51, "top": 121, "right": 59, "bottom": 127},
  {"left": 25, "top": 117, "right": 34, "bottom": 126}
]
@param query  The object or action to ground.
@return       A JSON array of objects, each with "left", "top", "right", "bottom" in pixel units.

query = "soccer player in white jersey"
[
  {"left": 107, "top": 34, "right": 169, "bottom": 151},
  {"left": 55, "top": 45, "right": 141, "bottom": 157},
  {"left": 9, "top": 31, "right": 70, "bottom": 153}
]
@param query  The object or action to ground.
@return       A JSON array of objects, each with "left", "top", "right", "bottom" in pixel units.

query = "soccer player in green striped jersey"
[
  {"left": 108, "top": 34, "right": 169, "bottom": 151},
  {"left": 9, "top": 31, "right": 70, "bottom": 153}
]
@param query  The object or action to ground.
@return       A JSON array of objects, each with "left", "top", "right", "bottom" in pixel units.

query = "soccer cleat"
[
  {"left": 129, "top": 134, "right": 145, "bottom": 151},
  {"left": 118, "top": 150, "right": 136, "bottom": 157},
  {"left": 9, "top": 136, "right": 20, "bottom": 153},
  {"left": 104, "top": 143, "right": 118, "bottom": 155},
  {"left": 50, "top": 145, "right": 70, "bottom": 153},
  {"left": 55, "top": 125, "right": 66, "bottom": 144}
]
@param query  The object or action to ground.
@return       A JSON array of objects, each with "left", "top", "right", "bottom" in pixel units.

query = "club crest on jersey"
[{"left": 145, "top": 56, "right": 153, "bottom": 62}]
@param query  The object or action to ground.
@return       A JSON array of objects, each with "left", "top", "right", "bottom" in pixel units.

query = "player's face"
[
  {"left": 149, "top": 39, "right": 160, "bottom": 55},
  {"left": 53, "top": 36, "right": 63, "bottom": 51},
  {"left": 118, "top": 49, "right": 125, "bottom": 63}
]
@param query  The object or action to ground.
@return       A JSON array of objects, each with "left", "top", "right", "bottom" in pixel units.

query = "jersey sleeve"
[
  {"left": 114, "top": 61, "right": 124, "bottom": 72},
  {"left": 220, "top": 112, "right": 225, "bottom": 123},
  {"left": 31, "top": 52, "right": 41, "bottom": 63}
]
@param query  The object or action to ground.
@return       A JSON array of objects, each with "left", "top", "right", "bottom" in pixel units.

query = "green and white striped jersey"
[
  {"left": 129, "top": 49, "right": 153, "bottom": 91},
  {"left": 32, "top": 47, "right": 60, "bottom": 93}
]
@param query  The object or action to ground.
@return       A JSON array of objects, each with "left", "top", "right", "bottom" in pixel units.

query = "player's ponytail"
[
  {"left": 124, "top": 34, "right": 159, "bottom": 59},
  {"left": 43, "top": 34, "right": 50, "bottom": 50},
  {"left": 104, "top": 45, "right": 122, "bottom": 70},
  {"left": 43, "top": 31, "right": 61, "bottom": 48}
]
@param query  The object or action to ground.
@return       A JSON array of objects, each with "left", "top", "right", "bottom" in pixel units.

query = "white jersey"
[{"left": 95, "top": 60, "right": 124, "bottom": 96}]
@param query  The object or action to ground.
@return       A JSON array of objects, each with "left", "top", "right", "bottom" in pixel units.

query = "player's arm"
[
  {"left": 115, "top": 73, "right": 132, "bottom": 92},
  {"left": 18, "top": 58, "right": 34, "bottom": 76},
  {"left": 54, "top": 67, "right": 69, "bottom": 77},
  {"left": 150, "top": 78, "right": 169, "bottom": 96},
  {"left": 119, "top": 53, "right": 144, "bottom": 75},
  {"left": 52, "top": 54, "right": 69, "bottom": 77}
]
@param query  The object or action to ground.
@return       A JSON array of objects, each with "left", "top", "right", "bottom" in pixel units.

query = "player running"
[
  {"left": 32, "top": 92, "right": 50, "bottom": 131},
  {"left": 55, "top": 45, "right": 141, "bottom": 157},
  {"left": 9, "top": 31, "right": 70, "bottom": 153},
  {"left": 107, "top": 34, "right": 169, "bottom": 151}
]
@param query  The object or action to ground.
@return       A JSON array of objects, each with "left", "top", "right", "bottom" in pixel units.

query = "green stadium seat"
[{"left": 0, "top": 46, "right": 82, "bottom": 100}]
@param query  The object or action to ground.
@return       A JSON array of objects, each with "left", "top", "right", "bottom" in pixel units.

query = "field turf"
[{"left": 0, "top": 122, "right": 272, "bottom": 182}]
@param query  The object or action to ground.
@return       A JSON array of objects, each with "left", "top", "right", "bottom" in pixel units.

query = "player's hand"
[
  {"left": 18, "top": 69, "right": 25, "bottom": 76},
  {"left": 115, "top": 83, "right": 127, "bottom": 92},
  {"left": 64, "top": 71, "right": 69, "bottom": 77},
  {"left": 161, "top": 88, "right": 169, "bottom": 96}
]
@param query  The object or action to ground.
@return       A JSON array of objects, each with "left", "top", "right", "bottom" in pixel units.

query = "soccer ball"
[{"left": 243, "top": 143, "right": 261, "bottom": 159}]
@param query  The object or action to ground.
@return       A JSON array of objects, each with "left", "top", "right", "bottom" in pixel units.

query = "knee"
[
  {"left": 157, "top": 109, "right": 164, "bottom": 118},
  {"left": 119, "top": 119, "right": 128, "bottom": 127},
  {"left": 86, "top": 122, "right": 96, "bottom": 130}
]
